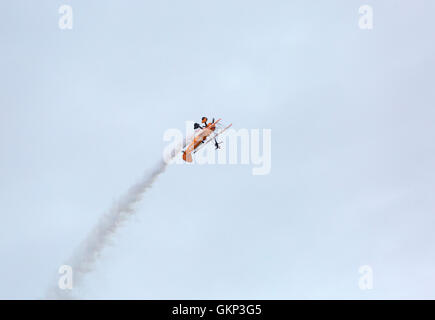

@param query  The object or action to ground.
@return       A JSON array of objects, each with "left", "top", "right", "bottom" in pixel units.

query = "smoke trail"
[{"left": 46, "top": 137, "right": 187, "bottom": 299}]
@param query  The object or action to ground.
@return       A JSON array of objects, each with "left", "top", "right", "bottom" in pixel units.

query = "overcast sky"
[{"left": 1, "top": 0, "right": 435, "bottom": 299}]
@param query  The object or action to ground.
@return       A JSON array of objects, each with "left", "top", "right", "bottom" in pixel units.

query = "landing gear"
[{"left": 214, "top": 139, "right": 222, "bottom": 150}]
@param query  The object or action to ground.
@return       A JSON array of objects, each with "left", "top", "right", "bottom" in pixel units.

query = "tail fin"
[{"left": 182, "top": 151, "right": 193, "bottom": 162}]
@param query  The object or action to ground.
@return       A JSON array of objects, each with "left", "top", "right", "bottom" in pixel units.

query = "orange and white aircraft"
[{"left": 182, "top": 117, "right": 232, "bottom": 162}]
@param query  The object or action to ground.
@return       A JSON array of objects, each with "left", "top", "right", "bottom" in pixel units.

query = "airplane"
[{"left": 182, "top": 117, "right": 232, "bottom": 162}]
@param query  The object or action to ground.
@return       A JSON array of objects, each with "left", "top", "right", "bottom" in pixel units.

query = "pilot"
[{"left": 194, "top": 117, "right": 208, "bottom": 129}]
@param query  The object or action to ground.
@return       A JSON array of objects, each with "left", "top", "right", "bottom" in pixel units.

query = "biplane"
[{"left": 182, "top": 117, "right": 232, "bottom": 162}]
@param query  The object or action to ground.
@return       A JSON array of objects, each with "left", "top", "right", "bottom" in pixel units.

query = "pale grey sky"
[{"left": 1, "top": 0, "right": 435, "bottom": 299}]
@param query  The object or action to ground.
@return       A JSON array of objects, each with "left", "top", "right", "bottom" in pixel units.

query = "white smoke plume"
[{"left": 46, "top": 136, "right": 188, "bottom": 299}]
